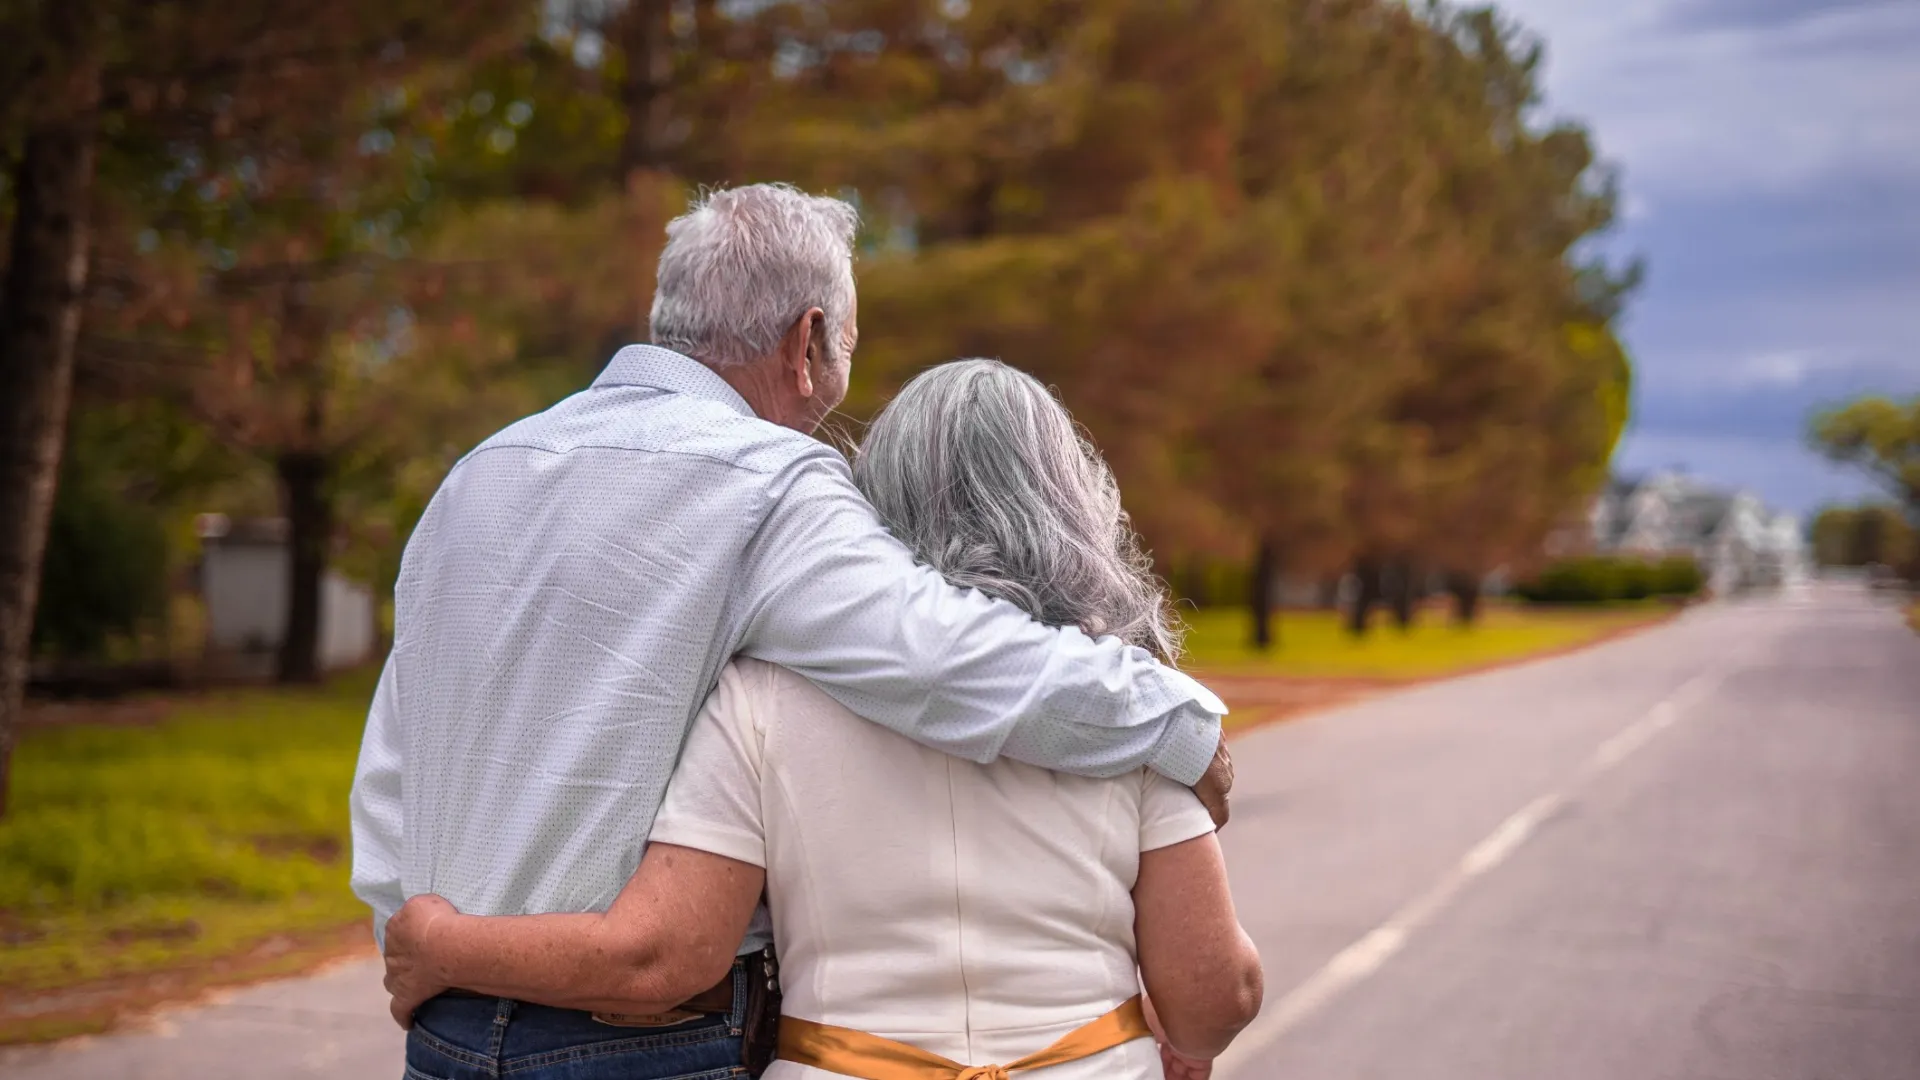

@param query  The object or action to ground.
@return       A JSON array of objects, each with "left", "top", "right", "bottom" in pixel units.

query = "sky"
[{"left": 1493, "top": 0, "right": 1920, "bottom": 517}]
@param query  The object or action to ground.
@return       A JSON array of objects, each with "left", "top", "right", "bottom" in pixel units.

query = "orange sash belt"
[{"left": 776, "top": 995, "right": 1151, "bottom": 1080}]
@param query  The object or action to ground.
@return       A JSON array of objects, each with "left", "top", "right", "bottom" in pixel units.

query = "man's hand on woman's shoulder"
[{"left": 1192, "top": 736, "right": 1234, "bottom": 830}]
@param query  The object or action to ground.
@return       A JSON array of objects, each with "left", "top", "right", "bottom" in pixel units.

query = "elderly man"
[{"left": 349, "top": 183, "right": 1232, "bottom": 1077}]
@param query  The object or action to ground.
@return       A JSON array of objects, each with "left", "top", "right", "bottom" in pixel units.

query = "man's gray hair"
[
  {"left": 853, "top": 359, "right": 1182, "bottom": 661},
  {"left": 650, "top": 184, "right": 860, "bottom": 369}
]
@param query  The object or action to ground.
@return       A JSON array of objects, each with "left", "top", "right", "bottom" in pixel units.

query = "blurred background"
[{"left": 0, "top": 0, "right": 1915, "bottom": 1068}]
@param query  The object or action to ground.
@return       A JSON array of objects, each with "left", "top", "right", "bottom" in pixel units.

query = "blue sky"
[{"left": 1495, "top": 0, "right": 1920, "bottom": 516}]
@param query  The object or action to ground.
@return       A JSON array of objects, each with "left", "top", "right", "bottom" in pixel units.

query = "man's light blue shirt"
[{"left": 349, "top": 346, "right": 1225, "bottom": 947}]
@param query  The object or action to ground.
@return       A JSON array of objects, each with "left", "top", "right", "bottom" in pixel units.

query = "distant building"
[
  {"left": 1588, "top": 472, "right": 1809, "bottom": 594},
  {"left": 196, "top": 515, "right": 378, "bottom": 675}
]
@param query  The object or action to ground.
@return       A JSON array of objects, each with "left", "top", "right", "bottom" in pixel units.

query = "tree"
[
  {"left": 1811, "top": 395, "right": 1920, "bottom": 520},
  {"left": 1348, "top": 4, "right": 1633, "bottom": 631},
  {"left": 782, "top": 0, "right": 1633, "bottom": 647},
  {"left": 1810, "top": 503, "right": 1915, "bottom": 572},
  {"left": 91, "top": 91, "right": 554, "bottom": 682},
  {"left": 817, "top": 0, "right": 1299, "bottom": 585},
  {"left": 0, "top": 0, "right": 103, "bottom": 817},
  {"left": 0, "top": 0, "right": 521, "bottom": 809}
]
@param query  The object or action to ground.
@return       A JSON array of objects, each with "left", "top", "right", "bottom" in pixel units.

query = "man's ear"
[
  {"left": 780, "top": 308, "right": 826, "bottom": 399},
  {"left": 806, "top": 310, "right": 832, "bottom": 373}
]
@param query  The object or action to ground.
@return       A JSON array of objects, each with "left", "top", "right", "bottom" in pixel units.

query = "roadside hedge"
[{"left": 1514, "top": 555, "right": 1703, "bottom": 605}]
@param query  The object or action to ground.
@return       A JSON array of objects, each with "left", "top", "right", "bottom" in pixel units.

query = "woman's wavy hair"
[{"left": 852, "top": 359, "right": 1181, "bottom": 662}]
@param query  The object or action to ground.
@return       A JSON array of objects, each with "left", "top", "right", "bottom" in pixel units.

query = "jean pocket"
[
  {"left": 662, "top": 1070, "right": 745, "bottom": 1080},
  {"left": 407, "top": 1027, "right": 488, "bottom": 1080}
]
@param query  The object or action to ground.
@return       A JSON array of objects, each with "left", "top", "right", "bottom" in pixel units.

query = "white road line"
[{"left": 1215, "top": 666, "right": 1730, "bottom": 1076}]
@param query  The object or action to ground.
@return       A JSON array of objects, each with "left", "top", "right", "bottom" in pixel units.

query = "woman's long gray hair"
[{"left": 853, "top": 359, "right": 1182, "bottom": 661}]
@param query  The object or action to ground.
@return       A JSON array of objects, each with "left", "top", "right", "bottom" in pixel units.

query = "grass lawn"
[
  {"left": 1180, "top": 602, "right": 1672, "bottom": 681},
  {"left": 0, "top": 672, "right": 377, "bottom": 1041}
]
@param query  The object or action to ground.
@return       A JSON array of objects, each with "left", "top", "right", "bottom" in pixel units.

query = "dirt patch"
[
  {"left": 1205, "top": 676, "right": 1383, "bottom": 732},
  {"left": 0, "top": 922, "right": 376, "bottom": 1046},
  {"left": 0, "top": 913, "right": 47, "bottom": 948},
  {"left": 104, "top": 921, "right": 202, "bottom": 947}
]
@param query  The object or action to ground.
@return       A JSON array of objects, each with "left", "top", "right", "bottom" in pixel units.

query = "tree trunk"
[
  {"left": 1249, "top": 540, "right": 1279, "bottom": 650},
  {"left": 1346, "top": 556, "right": 1380, "bottom": 637},
  {"left": 615, "top": 0, "right": 673, "bottom": 183},
  {"left": 1388, "top": 556, "right": 1418, "bottom": 632},
  {"left": 1448, "top": 572, "right": 1482, "bottom": 626},
  {"left": 276, "top": 452, "right": 332, "bottom": 684},
  {"left": 0, "top": 37, "right": 103, "bottom": 814}
]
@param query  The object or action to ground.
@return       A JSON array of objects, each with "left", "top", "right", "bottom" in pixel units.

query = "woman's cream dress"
[{"left": 649, "top": 658, "right": 1217, "bottom": 1080}]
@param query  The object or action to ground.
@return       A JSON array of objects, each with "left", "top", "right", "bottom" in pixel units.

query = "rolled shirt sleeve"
[{"left": 734, "top": 452, "right": 1226, "bottom": 785}]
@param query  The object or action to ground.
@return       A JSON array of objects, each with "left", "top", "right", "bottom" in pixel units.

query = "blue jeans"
[{"left": 404, "top": 960, "right": 748, "bottom": 1080}]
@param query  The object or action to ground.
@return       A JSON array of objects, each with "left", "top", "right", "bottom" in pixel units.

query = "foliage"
[
  {"left": 1180, "top": 603, "right": 1664, "bottom": 682},
  {"left": 28, "top": 442, "right": 168, "bottom": 662},
  {"left": 12, "top": 0, "right": 1646, "bottom": 688},
  {"left": 1811, "top": 503, "right": 1916, "bottom": 572},
  {"left": 1649, "top": 555, "right": 1706, "bottom": 598},
  {"left": 63, "top": 6, "right": 548, "bottom": 681},
  {"left": 0, "top": 673, "right": 374, "bottom": 993},
  {"left": 30, "top": 395, "right": 260, "bottom": 662},
  {"left": 781, "top": 0, "right": 1638, "bottom": 636},
  {"left": 1513, "top": 555, "right": 1702, "bottom": 605},
  {"left": 1810, "top": 395, "right": 1920, "bottom": 517}
]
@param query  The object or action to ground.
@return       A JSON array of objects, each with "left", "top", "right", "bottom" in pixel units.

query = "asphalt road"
[
  {"left": 1216, "top": 582, "right": 1920, "bottom": 1080},
  {"left": 5, "top": 583, "right": 1916, "bottom": 1079}
]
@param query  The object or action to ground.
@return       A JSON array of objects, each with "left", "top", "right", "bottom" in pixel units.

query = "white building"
[
  {"left": 1589, "top": 472, "right": 1809, "bottom": 595},
  {"left": 196, "top": 515, "right": 378, "bottom": 675}
]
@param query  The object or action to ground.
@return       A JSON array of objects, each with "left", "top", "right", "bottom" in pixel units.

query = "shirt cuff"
[
  {"left": 1146, "top": 705, "right": 1225, "bottom": 787},
  {"left": 648, "top": 818, "right": 768, "bottom": 869}
]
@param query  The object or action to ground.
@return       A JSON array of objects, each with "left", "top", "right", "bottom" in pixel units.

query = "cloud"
[
  {"left": 1664, "top": 0, "right": 1904, "bottom": 33},
  {"left": 1506, "top": 0, "right": 1920, "bottom": 198},
  {"left": 1737, "top": 350, "right": 1823, "bottom": 388}
]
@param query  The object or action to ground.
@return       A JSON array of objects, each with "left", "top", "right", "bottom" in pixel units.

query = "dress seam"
[{"left": 944, "top": 757, "right": 975, "bottom": 1062}]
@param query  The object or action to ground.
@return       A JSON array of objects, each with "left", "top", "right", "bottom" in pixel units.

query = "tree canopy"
[
  {"left": 1811, "top": 395, "right": 1920, "bottom": 519},
  {"left": 3, "top": 0, "right": 1644, "bottom": 808}
]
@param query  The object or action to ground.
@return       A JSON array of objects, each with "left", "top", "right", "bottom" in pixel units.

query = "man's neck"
[{"left": 712, "top": 357, "right": 796, "bottom": 429}]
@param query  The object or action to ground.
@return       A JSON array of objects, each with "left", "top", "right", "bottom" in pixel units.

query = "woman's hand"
[
  {"left": 1144, "top": 993, "right": 1214, "bottom": 1080},
  {"left": 1158, "top": 1042, "right": 1214, "bottom": 1080},
  {"left": 383, "top": 894, "right": 461, "bottom": 1030}
]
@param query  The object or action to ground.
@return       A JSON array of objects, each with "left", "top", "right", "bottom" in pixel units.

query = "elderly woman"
[{"left": 383, "top": 359, "right": 1263, "bottom": 1080}]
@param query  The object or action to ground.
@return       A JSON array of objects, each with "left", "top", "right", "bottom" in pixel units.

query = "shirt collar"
[{"left": 592, "top": 344, "right": 757, "bottom": 418}]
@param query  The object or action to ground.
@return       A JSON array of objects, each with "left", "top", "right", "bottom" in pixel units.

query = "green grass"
[
  {"left": 1178, "top": 603, "right": 1669, "bottom": 680},
  {"left": 0, "top": 672, "right": 377, "bottom": 995}
]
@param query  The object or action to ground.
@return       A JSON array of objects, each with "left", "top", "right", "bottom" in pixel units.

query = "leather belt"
[{"left": 440, "top": 968, "right": 734, "bottom": 1020}]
